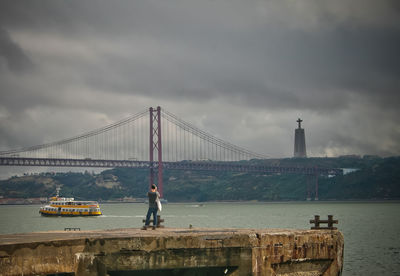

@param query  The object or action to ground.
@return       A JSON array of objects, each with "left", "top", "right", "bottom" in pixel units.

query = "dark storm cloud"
[
  {"left": 0, "top": 28, "right": 33, "bottom": 72},
  {"left": 0, "top": 0, "right": 399, "bottom": 159}
]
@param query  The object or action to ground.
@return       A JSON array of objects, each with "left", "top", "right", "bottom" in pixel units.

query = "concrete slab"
[{"left": 0, "top": 227, "right": 344, "bottom": 276}]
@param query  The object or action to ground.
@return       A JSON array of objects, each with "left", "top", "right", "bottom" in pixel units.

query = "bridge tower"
[
  {"left": 149, "top": 106, "right": 163, "bottom": 197},
  {"left": 294, "top": 118, "right": 307, "bottom": 158}
]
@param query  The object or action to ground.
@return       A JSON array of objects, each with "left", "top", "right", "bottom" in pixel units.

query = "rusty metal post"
[
  {"left": 310, "top": 215, "right": 338, "bottom": 230},
  {"left": 328, "top": 215, "right": 334, "bottom": 228},
  {"left": 314, "top": 215, "right": 320, "bottom": 228}
]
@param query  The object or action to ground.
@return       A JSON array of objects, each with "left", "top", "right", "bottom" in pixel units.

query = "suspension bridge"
[{"left": 0, "top": 106, "right": 342, "bottom": 200}]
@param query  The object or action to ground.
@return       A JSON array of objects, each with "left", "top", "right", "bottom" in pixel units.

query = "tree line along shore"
[{"left": 1, "top": 156, "right": 399, "bottom": 202}]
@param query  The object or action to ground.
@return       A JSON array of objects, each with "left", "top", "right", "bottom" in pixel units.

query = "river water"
[{"left": 1, "top": 201, "right": 399, "bottom": 275}]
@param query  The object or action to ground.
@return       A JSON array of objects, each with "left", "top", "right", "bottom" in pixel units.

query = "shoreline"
[{"left": 1, "top": 198, "right": 400, "bottom": 206}]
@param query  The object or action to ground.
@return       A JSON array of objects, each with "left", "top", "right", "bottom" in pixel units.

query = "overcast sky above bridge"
[{"left": 0, "top": 0, "right": 399, "bottom": 165}]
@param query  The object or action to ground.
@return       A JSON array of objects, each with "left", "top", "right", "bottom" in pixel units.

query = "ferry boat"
[{"left": 39, "top": 188, "right": 102, "bottom": 216}]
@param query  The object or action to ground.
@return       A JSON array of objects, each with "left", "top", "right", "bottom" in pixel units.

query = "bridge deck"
[{"left": 0, "top": 157, "right": 343, "bottom": 175}]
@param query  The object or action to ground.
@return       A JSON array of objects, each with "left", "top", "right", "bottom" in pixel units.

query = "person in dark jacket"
[{"left": 142, "top": 184, "right": 160, "bottom": 230}]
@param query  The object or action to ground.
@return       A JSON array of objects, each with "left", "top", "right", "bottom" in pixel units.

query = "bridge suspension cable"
[
  {"left": 161, "top": 109, "right": 268, "bottom": 161},
  {"left": 0, "top": 107, "right": 268, "bottom": 162},
  {"left": 0, "top": 109, "right": 149, "bottom": 160}
]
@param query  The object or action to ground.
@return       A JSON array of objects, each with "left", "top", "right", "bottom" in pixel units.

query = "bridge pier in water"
[
  {"left": 306, "top": 174, "right": 319, "bottom": 201},
  {"left": 0, "top": 227, "right": 343, "bottom": 276}
]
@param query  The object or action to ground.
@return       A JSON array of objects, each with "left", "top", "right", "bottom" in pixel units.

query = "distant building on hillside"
[
  {"left": 294, "top": 118, "right": 307, "bottom": 158},
  {"left": 338, "top": 154, "right": 361, "bottom": 159}
]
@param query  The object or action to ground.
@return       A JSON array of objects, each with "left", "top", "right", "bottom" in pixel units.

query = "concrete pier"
[{"left": 0, "top": 228, "right": 343, "bottom": 276}]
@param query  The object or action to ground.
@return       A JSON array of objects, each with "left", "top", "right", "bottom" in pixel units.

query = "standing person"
[{"left": 142, "top": 184, "right": 160, "bottom": 230}]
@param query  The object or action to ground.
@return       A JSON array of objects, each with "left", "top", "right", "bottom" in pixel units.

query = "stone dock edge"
[{"left": 0, "top": 227, "right": 344, "bottom": 276}]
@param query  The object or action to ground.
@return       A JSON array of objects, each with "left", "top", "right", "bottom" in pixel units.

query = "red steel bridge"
[{"left": 0, "top": 106, "right": 342, "bottom": 200}]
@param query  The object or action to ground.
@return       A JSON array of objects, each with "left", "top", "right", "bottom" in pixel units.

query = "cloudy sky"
[{"left": 0, "top": 0, "right": 399, "bottom": 165}]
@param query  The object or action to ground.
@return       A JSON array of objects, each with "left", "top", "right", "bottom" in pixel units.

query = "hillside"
[{"left": 0, "top": 156, "right": 399, "bottom": 201}]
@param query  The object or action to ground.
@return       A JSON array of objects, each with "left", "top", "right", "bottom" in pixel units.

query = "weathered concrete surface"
[{"left": 0, "top": 228, "right": 343, "bottom": 276}]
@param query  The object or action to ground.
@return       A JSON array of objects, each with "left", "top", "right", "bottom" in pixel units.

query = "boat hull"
[
  {"left": 39, "top": 210, "right": 102, "bottom": 217},
  {"left": 39, "top": 201, "right": 102, "bottom": 217}
]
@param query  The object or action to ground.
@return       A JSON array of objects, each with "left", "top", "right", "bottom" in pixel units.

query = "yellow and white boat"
[{"left": 39, "top": 188, "right": 102, "bottom": 216}]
